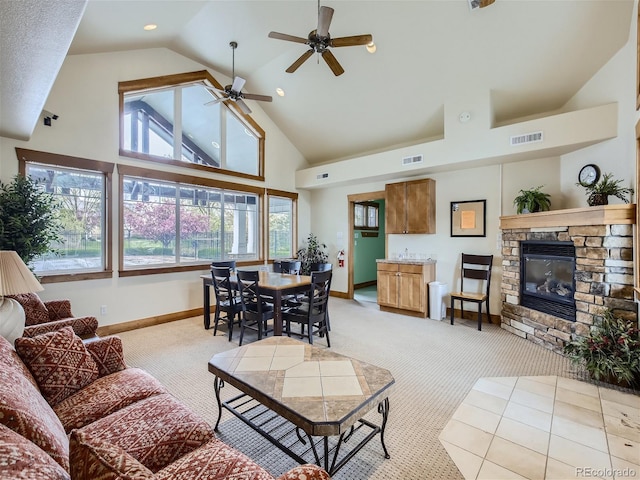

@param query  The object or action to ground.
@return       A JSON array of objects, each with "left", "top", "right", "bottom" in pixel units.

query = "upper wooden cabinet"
[{"left": 385, "top": 178, "right": 436, "bottom": 234}]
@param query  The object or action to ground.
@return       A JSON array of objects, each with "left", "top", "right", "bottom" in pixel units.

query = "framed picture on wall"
[{"left": 450, "top": 199, "right": 486, "bottom": 237}]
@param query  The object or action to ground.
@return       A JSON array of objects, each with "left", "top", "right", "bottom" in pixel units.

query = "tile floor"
[{"left": 439, "top": 376, "right": 640, "bottom": 479}]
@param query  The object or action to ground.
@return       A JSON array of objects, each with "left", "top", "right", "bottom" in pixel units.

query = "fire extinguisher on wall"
[{"left": 337, "top": 249, "right": 345, "bottom": 268}]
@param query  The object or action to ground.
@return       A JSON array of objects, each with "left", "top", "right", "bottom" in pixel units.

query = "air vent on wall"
[
  {"left": 402, "top": 154, "right": 423, "bottom": 166},
  {"left": 316, "top": 173, "right": 329, "bottom": 180},
  {"left": 510, "top": 131, "right": 543, "bottom": 146}
]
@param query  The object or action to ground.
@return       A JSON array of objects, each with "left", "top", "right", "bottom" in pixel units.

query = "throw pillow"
[
  {"left": 15, "top": 326, "right": 99, "bottom": 407},
  {"left": 84, "top": 336, "right": 127, "bottom": 377},
  {"left": 7, "top": 292, "right": 50, "bottom": 326}
]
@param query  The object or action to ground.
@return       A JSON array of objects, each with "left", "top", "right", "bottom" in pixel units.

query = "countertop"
[{"left": 376, "top": 258, "right": 436, "bottom": 265}]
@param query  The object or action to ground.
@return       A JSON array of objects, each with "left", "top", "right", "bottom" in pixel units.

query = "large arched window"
[{"left": 119, "top": 71, "right": 265, "bottom": 181}]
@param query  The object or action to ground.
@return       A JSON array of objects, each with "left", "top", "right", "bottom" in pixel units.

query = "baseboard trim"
[
  {"left": 97, "top": 307, "right": 205, "bottom": 336},
  {"left": 330, "top": 291, "right": 349, "bottom": 299},
  {"left": 354, "top": 280, "right": 376, "bottom": 289}
]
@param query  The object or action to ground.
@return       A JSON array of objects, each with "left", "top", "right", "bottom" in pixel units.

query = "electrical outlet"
[{"left": 100, "top": 305, "right": 107, "bottom": 316}]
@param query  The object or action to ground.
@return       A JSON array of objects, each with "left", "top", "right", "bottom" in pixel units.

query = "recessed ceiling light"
[
  {"left": 211, "top": 141, "right": 220, "bottom": 149},
  {"left": 276, "top": 88, "right": 285, "bottom": 97},
  {"left": 143, "top": 24, "right": 157, "bottom": 31}
]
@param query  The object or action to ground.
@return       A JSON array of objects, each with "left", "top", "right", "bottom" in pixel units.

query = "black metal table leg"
[
  {"left": 379, "top": 397, "right": 390, "bottom": 459},
  {"left": 204, "top": 278, "right": 211, "bottom": 329},
  {"left": 214, "top": 377, "right": 224, "bottom": 430}
]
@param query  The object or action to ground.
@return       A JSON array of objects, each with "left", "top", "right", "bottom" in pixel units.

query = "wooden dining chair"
[
  {"left": 282, "top": 270, "right": 332, "bottom": 346},
  {"left": 210, "top": 266, "right": 243, "bottom": 340},
  {"left": 236, "top": 270, "right": 274, "bottom": 346},
  {"left": 211, "top": 260, "right": 236, "bottom": 273},
  {"left": 310, "top": 262, "right": 332, "bottom": 272},
  {"left": 449, "top": 254, "right": 493, "bottom": 331},
  {"left": 280, "top": 260, "right": 302, "bottom": 274}
]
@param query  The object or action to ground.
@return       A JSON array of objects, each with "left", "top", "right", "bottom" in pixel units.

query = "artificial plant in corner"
[
  {"left": 296, "top": 233, "right": 329, "bottom": 275},
  {"left": 0, "top": 174, "right": 63, "bottom": 266}
]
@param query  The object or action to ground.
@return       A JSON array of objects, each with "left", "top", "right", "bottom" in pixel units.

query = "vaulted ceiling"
[{"left": 1, "top": 0, "right": 634, "bottom": 166}]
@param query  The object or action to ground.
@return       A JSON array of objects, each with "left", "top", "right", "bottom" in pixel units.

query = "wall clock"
[{"left": 578, "top": 164, "right": 600, "bottom": 187}]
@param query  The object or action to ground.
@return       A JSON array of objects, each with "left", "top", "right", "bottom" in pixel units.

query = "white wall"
[
  {"left": 0, "top": 48, "right": 309, "bottom": 326},
  {"left": 307, "top": 4, "right": 637, "bottom": 318}
]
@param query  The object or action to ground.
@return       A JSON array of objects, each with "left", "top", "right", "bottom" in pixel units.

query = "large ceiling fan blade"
[
  {"left": 231, "top": 76, "right": 246, "bottom": 93},
  {"left": 286, "top": 49, "right": 314, "bottom": 73},
  {"left": 236, "top": 99, "right": 252, "bottom": 115},
  {"left": 242, "top": 93, "right": 273, "bottom": 103},
  {"left": 331, "top": 34, "right": 373, "bottom": 47},
  {"left": 322, "top": 50, "right": 344, "bottom": 76},
  {"left": 268, "top": 31, "right": 309, "bottom": 44},
  {"left": 317, "top": 6, "right": 334, "bottom": 38}
]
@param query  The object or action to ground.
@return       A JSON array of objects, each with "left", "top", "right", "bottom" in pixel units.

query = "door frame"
[{"left": 347, "top": 190, "right": 386, "bottom": 299}]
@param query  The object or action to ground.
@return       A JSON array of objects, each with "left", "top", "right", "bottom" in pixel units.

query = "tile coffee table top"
[{"left": 208, "top": 336, "right": 395, "bottom": 436}]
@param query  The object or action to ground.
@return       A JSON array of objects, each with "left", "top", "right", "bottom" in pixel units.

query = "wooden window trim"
[
  {"left": 15, "top": 148, "right": 114, "bottom": 283},
  {"left": 118, "top": 166, "right": 265, "bottom": 276},
  {"left": 118, "top": 70, "right": 266, "bottom": 181},
  {"left": 266, "top": 189, "right": 298, "bottom": 261}
]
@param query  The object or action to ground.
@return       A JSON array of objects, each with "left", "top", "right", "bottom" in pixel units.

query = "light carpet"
[{"left": 117, "top": 296, "right": 590, "bottom": 479}]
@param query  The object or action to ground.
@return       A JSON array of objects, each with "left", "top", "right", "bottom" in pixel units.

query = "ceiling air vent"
[
  {"left": 510, "top": 131, "right": 543, "bottom": 146},
  {"left": 316, "top": 173, "right": 329, "bottom": 180},
  {"left": 402, "top": 154, "right": 423, "bottom": 166}
]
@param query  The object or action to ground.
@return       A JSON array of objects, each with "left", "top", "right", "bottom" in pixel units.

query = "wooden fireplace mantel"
[{"left": 499, "top": 204, "right": 636, "bottom": 230}]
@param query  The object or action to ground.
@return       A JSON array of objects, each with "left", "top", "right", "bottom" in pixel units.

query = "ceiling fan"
[
  {"left": 268, "top": 2, "right": 373, "bottom": 76},
  {"left": 204, "top": 41, "right": 272, "bottom": 115}
]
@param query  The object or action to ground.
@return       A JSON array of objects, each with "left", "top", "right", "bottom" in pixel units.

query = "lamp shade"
[{"left": 0, "top": 251, "right": 43, "bottom": 296}]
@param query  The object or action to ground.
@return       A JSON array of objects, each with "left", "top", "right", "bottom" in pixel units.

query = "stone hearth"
[{"left": 499, "top": 206, "right": 637, "bottom": 353}]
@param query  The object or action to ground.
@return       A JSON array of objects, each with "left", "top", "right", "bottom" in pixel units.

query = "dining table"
[{"left": 201, "top": 270, "right": 312, "bottom": 336}]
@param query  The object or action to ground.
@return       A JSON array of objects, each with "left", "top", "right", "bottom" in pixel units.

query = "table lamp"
[{"left": 0, "top": 251, "right": 44, "bottom": 344}]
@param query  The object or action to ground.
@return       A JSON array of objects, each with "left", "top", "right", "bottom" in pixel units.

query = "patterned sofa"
[
  {"left": 7, "top": 292, "right": 98, "bottom": 339},
  {"left": 0, "top": 327, "right": 330, "bottom": 480}
]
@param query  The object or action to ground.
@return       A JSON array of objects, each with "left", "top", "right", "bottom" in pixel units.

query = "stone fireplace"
[{"left": 500, "top": 205, "right": 637, "bottom": 353}]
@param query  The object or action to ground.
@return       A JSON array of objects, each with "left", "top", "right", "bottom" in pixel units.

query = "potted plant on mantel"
[
  {"left": 513, "top": 186, "right": 551, "bottom": 214},
  {"left": 578, "top": 172, "right": 634, "bottom": 207},
  {"left": 564, "top": 308, "right": 640, "bottom": 389}
]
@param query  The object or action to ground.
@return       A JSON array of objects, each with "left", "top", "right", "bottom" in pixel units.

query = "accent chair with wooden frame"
[
  {"left": 449, "top": 254, "right": 493, "bottom": 331},
  {"left": 236, "top": 270, "right": 274, "bottom": 346},
  {"left": 210, "top": 266, "right": 243, "bottom": 340}
]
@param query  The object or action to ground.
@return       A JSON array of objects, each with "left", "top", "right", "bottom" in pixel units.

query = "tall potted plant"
[
  {"left": 0, "top": 174, "right": 62, "bottom": 266},
  {"left": 296, "top": 233, "right": 328, "bottom": 275},
  {"left": 513, "top": 186, "right": 551, "bottom": 214}
]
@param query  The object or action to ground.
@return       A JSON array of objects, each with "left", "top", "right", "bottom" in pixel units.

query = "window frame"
[
  {"left": 16, "top": 148, "right": 114, "bottom": 283},
  {"left": 266, "top": 188, "right": 298, "bottom": 261},
  {"left": 118, "top": 70, "right": 266, "bottom": 181},
  {"left": 354, "top": 201, "right": 379, "bottom": 230},
  {"left": 117, "top": 164, "right": 265, "bottom": 277}
]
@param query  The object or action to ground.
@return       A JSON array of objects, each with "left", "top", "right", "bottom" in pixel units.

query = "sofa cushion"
[
  {"left": 84, "top": 336, "right": 127, "bottom": 377},
  {"left": 154, "top": 438, "right": 275, "bottom": 479},
  {"left": 0, "top": 353, "right": 69, "bottom": 471},
  {"left": 0, "top": 422, "right": 70, "bottom": 480},
  {"left": 0, "top": 334, "right": 38, "bottom": 389},
  {"left": 15, "top": 326, "right": 99, "bottom": 407},
  {"left": 69, "top": 429, "right": 154, "bottom": 480},
  {"left": 44, "top": 300, "right": 73, "bottom": 321},
  {"left": 55, "top": 367, "right": 168, "bottom": 433},
  {"left": 76, "top": 393, "right": 214, "bottom": 473},
  {"left": 8, "top": 292, "right": 50, "bottom": 326}
]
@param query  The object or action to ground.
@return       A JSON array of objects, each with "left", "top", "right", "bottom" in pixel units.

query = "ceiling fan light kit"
[
  {"left": 203, "top": 41, "right": 272, "bottom": 115},
  {"left": 268, "top": 2, "right": 373, "bottom": 76}
]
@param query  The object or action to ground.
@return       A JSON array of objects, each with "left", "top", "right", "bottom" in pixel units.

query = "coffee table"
[{"left": 207, "top": 337, "right": 395, "bottom": 475}]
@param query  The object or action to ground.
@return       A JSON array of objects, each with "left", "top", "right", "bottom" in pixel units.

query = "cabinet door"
[
  {"left": 406, "top": 179, "right": 435, "bottom": 234},
  {"left": 377, "top": 269, "right": 399, "bottom": 308},
  {"left": 397, "top": 272, "right": 425, "bottom": 312},
  {"left": 385, "top": 182, "right": 406, "bottom": 234}
]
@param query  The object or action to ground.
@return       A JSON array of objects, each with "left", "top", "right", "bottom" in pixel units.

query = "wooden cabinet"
[
  {"left": 385, "top": 178, "right": 435, "bottom": 234},
  {"left": 377, "top": 261, "right": 435, "bottom": 317}
]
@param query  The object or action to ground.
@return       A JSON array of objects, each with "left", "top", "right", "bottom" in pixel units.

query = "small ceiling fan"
[
  {"left": 204, "top": 41, "right": 272, "bottom": 115},
  {"left": 268, "top": 2, "right": 373, "bottom": 76}
]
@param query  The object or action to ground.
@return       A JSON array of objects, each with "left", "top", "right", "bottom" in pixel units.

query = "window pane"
[
  {"left": 122, "top": 176, "right": 260, "bottom": 269},
  {"left": 367, "top": 205, "right": 379, "bottom": 228},
  {"left": 27, "top": 164, "right": 105, "bottom": 274},
  {"left": 123, "top": 89, "right": 175, "bottom": 158},
  {"left": 123, "top": 179, "right": 177, "bottom": 267},
  {"left": 269, "top": 196, "right": 293, "bottom": 259},
  {"left": 354, "top": 204, "right": 365, "bottom": 227},
  {"left": 226, "top": 112, "right": 258, "bottom": 176},
  {"left": 181, "top": 84, "right": 221, "bottom": 167}
]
